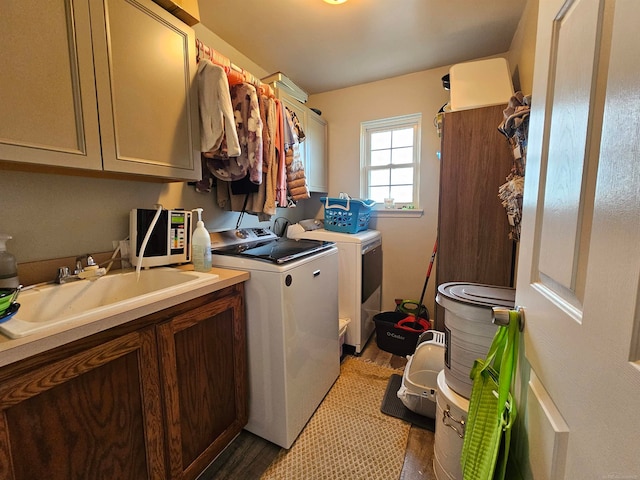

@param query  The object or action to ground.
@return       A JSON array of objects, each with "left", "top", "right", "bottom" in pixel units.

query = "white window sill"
[{"left": 371, "top": 208, "right": 424, "bottom": 218}]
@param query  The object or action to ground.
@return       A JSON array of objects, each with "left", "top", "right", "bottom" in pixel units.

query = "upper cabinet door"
[
  {"left": 305, "top": 110, "right": 328, "bottom": 193},
  {"left": 0, "top": 0, "right": 102, "bottom": 170},
  {"left": 276, "top": 90, "right": 328, "bottom": 193},
  {"left": 91, "top": 0, "right": 200, "bottom": 180}
]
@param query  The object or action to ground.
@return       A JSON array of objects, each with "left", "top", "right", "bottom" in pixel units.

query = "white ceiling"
[{"left": 198, "top": 0, "right": 528, "bottom": 95}]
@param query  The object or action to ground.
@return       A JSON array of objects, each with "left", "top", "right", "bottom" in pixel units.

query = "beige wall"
[
  {"left": 1, "top": 7, "right": 538, "bottom": 309},
  {"left": 0, "top": 24, "right": 312, "bottom": 268},
  {"left": 508, "top": 0, "right": 539, "bottom": 95},
  {"left": 307, "top": 68, "right": 450, "bottom": 314},
  {"left": 306, "top": 0, "right": 539, "bottom": 315}
]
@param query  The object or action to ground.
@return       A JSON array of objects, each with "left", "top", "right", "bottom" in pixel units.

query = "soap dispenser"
[
  {"left": 191, "top": 208, "right": 212, "bottom": 272},
  {"left": 0, "top": 234, "right": 19, "bottom": 289}
]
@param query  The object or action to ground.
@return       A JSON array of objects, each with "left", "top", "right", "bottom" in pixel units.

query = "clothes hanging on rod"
[
  {"left": 274, "top": 99, "right": 287, "bottom": 208},
  {"left": 216, "top": 88, "right": 279, "bottom": 221},
  {"left": 194, "top": 57, "right": 240, "bottom": 194},
  {"left": 206, "top": 82, "right": 263, "bottom": 184},
  {"left": 283, "top": 106, "right": 310, "bottom": 201},
  {"left": 197, "top": 59, "right": 240, "bottom": 158},
  {"left": 194, "top": 38, "right": 306, "bottom": 217},
  {"left": 260, "top": 94, "right": 278, "bottom": 216}
]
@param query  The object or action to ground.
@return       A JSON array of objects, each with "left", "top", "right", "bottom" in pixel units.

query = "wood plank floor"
[{"left": 198, "top": 335, "right": 436, "bottom": 479}]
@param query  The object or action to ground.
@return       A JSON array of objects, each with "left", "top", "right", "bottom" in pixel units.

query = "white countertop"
[{"left": 0, "top": 267, "right": 249, "bottom": 368}]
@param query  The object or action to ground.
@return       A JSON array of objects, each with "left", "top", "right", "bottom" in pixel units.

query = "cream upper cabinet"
[
  {"left": 277, "top": 90, "right": 328, "bottom": 193},
  {"left": 91, "top": 0, "right": 200, "bottom": 180},
  {"left": 304, "top": 109, "right": 328, "bottom": 193},
  {"left": 0, "top": 0, "right": 200, "bottom": 182},
  {"left": 0, "top": 0, "right": 102, "bottom": 170}
]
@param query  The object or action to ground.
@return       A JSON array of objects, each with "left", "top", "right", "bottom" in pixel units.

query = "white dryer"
[{"left": 293, "top": 227, "right": 382, "bottom": 354}]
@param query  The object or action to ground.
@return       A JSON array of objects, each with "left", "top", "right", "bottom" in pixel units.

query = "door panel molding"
[
  {"left": 536, "top": 0, "right": 605, "bottom": 311},
  {"left": 526, "top": 370, "right": 569, "bottom": 480}
]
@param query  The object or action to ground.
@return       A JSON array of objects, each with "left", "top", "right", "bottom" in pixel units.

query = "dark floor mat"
[{"left": 380, "top": 374, "right": 435, "bottom": 431}]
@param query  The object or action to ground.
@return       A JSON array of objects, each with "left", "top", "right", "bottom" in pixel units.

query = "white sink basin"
[{"left": 0, "top": 268, "right": 219, "bottom": 339}]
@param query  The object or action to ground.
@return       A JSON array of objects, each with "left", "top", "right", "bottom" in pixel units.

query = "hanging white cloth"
[{"left": 197, "top": 59, "right": 240, "bottom": 157}]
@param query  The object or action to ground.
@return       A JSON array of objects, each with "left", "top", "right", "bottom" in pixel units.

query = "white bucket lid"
[{"left": 436, "top": 282, "right": 515, "bottom": 309}]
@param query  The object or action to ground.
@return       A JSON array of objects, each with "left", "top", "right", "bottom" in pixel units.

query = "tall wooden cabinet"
[{"left": 435, "top": 104, "right": 516, "bottom": 328}]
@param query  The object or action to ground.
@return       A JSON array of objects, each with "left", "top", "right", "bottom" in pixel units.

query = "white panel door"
[{"left": 512, "top": 0, "right": 640, "bottom": 478}]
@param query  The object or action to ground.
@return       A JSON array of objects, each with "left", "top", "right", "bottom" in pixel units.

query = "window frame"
[{"left": 360, "top": 113, "right": 422, "bottom": 210}]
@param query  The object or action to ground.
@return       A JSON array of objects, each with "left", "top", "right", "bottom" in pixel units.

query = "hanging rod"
[{"left": 195, "top": 38, "right": 274, "bottom": 97}]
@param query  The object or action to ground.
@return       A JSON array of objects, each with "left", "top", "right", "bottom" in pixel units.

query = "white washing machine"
[
  {"left": 210, "top": 228, "right": 340, "bottom": 449},
  {"left": 292, "top": 227, "right": 382, "bottom": 354}
]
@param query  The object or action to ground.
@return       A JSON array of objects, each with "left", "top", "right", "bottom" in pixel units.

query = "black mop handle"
[{"left": 418, "top": 239, "right": 438, "bottom": 305}]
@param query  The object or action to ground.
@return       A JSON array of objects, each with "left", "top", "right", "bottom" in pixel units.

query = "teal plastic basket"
[{"left": 320, "top": 197, "right": 376, "bottom": 233}]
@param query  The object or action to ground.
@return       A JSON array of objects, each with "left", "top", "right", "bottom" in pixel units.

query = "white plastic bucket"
[
  {"left": 434, "top": 370, "right": 469, "bottom": 480},
  {"left": 436, "top": 282, "right": 515, "bottom": 399}
]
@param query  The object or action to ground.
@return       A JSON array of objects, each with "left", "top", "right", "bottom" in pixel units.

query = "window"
[{"left": 361, "top": 113, "right": 421, "bottom": 208}]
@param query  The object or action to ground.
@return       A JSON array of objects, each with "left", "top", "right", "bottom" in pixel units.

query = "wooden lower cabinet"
[
  {"left": 0, "top": 328, "right": 165, "bottom": 479},
  {"left": 0, "top": 285, "right": 246, "bottom": 480},
  {"left": 158, "top": 290, "right": 247, "bottom": 480}
]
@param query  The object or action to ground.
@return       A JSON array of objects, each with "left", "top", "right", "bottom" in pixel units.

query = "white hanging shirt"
[{"left": 197, "top": 59, "right": 241, "bottom": 157}]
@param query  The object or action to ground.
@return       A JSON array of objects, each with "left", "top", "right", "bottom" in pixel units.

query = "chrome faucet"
[
  {"left": 55, "top": 254, "right": 106, "bottom": 284},
  {"left": 55, "top": 266, "right": 74, "bottom": 284},
  {"left": 74, "top": 254, "right": 97, "bottom": 274}
]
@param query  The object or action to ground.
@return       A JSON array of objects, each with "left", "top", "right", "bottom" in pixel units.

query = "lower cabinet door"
[
  {"left": 157, "top": 293, "right": 247, "bottom": 480},
  {"left": 0, "top": 328, "right": 165, "bottom": 480}
]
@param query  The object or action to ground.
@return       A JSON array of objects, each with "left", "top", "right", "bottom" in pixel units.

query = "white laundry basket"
[
  {"left": 397, "top": 331, "right": 445, "bottom": 418},
  {"left": 434, "top": 369, "right": 469, "bottom": 480}
]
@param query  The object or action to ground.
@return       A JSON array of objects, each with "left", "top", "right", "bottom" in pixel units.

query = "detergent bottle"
[
  {"left": 191, "top": 209, "right": 212, "bottom": 272},
  {"left": 0, "top": 234, "right": 19, "bottom": 288}
]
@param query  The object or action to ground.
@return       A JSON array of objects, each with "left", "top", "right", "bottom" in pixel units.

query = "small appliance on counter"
[{"left": 130, "top": 208, "right": 192, "bottom": 268}]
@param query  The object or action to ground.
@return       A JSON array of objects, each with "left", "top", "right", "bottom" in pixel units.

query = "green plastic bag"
[{"left": 460, "top": 311, "right": 520, "bottom": 480}]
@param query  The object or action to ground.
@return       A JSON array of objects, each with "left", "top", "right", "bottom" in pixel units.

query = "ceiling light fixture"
[{"left": 323, "top": 0, "right": 348, "bottom": 4}]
